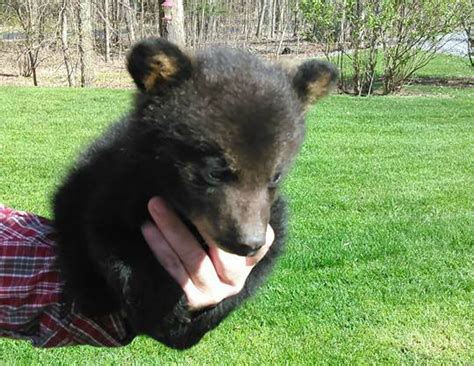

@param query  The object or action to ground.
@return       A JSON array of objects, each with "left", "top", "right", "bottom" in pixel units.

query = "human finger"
[
  {"left": 141, "top": 221, "right": 190, "bottom": 289},
  {"left": 142, "top": 221, "right": 218, "bottom": 309},
  {"left": 245, "top": 224, "right": 275, "bottom": 266},
  {"left": 208, "top": 225, "right": 275, "bottom": 286},
  {"left": 147, "top": 197, "right": 220, "bottom": 289}
]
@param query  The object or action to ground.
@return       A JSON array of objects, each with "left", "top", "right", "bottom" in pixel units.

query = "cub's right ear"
[
  {"left": 292, "top": 60, "right": 338, "bottom": 107},
  {"left": 127, "top": 37, "right": 192, "bottom": 94}
]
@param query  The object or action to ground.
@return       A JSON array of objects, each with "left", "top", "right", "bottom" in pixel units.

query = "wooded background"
[
  {"left": 0, "top": 0, "right": 308, "bottom": 86},
  {"left": 0, "top": 0, "right": 472, "bottom": 93}
]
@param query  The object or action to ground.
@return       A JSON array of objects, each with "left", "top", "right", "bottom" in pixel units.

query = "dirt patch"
[{"left": 409, "top": 76, "right": 474, "bottom": 88}]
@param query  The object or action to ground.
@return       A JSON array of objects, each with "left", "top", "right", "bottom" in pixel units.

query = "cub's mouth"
[
  {"left": 190, "top": 217, "right": 261, "bottom": 257},
  {"left": 179, "top": 214, "right": 259, "bottom": 256},
  {"left": 176, "top": 209, "right": 266, "bottom": 257}
]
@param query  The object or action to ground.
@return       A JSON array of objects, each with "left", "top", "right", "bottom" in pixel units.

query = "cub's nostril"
[
  {"left": 241, "top": 235, "right": 266, "bottom": 251},
  {"left": 234, "top": 243, "right": 260, "bottom": 257},
  {"left": 219, "top": 235, "right": 267, "bottom": 256}
]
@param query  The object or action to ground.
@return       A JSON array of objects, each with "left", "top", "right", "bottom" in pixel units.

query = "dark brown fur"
[{"left": 53, "top": 38, "right": 337, "bottom": 349}]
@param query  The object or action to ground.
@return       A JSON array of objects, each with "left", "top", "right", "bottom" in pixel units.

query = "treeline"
[
  {"left": 184, "top": 0, "right": 302, "bottom": 48},
  {"left": 0, "top": 0, "right": 306, "bottom": 87},
  {"left": 0, "top": 0, "right": 471, "bottom": 93}
]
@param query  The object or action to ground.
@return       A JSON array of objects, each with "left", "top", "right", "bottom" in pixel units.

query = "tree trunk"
[
  {"left": 123, "top": 0, "right": 136, "bottom": 45},
  {"left": 60, "top": 0, "right": 73, "bottom": 86},
  {"left": 268, "top": 0, "right": 275, "bottom": 39},
  {"left": 139, "top": 0, "right": 145, "bottom": 39},
  {"left": 166, "top": 0, "right": 185, "bottom": 46},
  {"left": 104, "top": 0, "right": 111, "bottom": 62},
  {"left": 28, "top": 50, "right": 38, "bottom": 86},
  {"left": 293, "top": 3, "right": 299, "bottom": 37},
  {"left": 465, "top": 23, "right": 473, "bottom": 66},
  {"left": 256, "top": 0, "right": 267, "bottom": 37},
  {"left": 155, "top": 0, "right": 161, "bottom": 36},
  {"left": 192, "top": 0, "right": 198, "bottom": 47},
  {"left": 77, "top": 0, "right": 94, "bottom": 87},
  {"left": 199, "top": 0, "right": 206, "bottom": 45}
]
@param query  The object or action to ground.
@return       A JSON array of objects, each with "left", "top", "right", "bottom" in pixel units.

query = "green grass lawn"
[
  {"left": 412, "top": 53, "right": 474, "bottom": 79},
  {"left": 1, "top": 74, "right": 473, "bottom": 363}
]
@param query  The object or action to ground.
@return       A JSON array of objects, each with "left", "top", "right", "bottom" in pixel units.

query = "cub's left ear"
[
  {"left": 127, "top": 37, "right": 193, "bottom": 94},
  {"left": 292, "top": 60, "right": 338, "bottom": 106}
]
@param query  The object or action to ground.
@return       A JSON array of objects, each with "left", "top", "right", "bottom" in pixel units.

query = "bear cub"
[{"left": 53, "top": 38, "right": 337, "bottom": 349}]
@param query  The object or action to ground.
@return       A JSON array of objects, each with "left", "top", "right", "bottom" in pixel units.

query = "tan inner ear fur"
[
  {"left": 143, "top": 53, "right": 179, "bottom": 91},
  {"left": 307, "top": 72, "right": 333, "bottom": 103},
  {"left": 274, "top": 59, "right": 335, "bottom": 108}
]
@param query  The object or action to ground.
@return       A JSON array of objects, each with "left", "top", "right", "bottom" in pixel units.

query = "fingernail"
[
  {"left": 149, "top": 196, "right": 165, "bottom": 214},
  {"left": 141, "top": 222, "right": 153, "bottom": 239}
]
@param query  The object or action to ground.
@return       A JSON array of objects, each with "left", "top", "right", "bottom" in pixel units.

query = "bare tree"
[
  {"left": 76, "top": 0, "right": 94, "bottom": 87},
  {"left": 460, "top": 2, "right": 473, "bottom": 66},
  {"left": 166, "top": 0, "right": 185, "bottom": 46},
  {"left": 5, "top": 0, "right": 55, "bottom": 86},
  {"left": 60, "top": 0, "right": 73, "bottom": 86},
  {"left": 123, "top": 0, "right": 136, "bottom": 44},
  {"left": 1, "top": 0, "right": 307, "bottom": 87},
  {"left": 256, "top": 0, "right": 267, "bottom": 37},
  {"left": 301, "top": 0, "right": 467, "bottom": 95},
  {"left": 466, "top": 25, "right": 474, "bottom": 67},
  {"left": 104, "top": 0, "right": 111, "bottom": 62},
  {"left": 381, "top": 0, "right": 466, "bottom": 93}
]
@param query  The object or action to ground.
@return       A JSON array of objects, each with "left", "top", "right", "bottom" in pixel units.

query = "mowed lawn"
[{"left": 0, "top": 66, "right": 473, "bottom": 363}]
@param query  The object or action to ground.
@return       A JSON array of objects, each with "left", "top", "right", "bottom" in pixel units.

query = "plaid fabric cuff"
[{"left": 0, "top": 204, "right": 134, "bottom": 347}]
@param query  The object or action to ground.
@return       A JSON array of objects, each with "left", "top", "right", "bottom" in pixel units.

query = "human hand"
[{"left": 141, "top": 197, "right": 275, "bottom": 311}]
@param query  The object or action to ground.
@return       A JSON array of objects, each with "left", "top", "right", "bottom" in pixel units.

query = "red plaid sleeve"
[{"left": 0, "top": 204, "right": 134, "bottom": 347}]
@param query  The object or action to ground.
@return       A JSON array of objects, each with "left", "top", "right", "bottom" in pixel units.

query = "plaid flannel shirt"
[{"left": 0, "top": 204, "right": 133, "bottom": 347}]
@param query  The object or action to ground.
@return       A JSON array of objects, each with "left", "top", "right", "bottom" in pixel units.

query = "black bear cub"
[{"left": 53, "top": 38, "right": 337, "bottom": 349}]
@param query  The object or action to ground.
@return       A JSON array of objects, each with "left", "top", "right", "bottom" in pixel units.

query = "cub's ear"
[
  {"left": 127, "top": 37, "right": 192, "bottom": 94},
  {"left": 292, "top": 60, "right": 338, "bottom": 106}
]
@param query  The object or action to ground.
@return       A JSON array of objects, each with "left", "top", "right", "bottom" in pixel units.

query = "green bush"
[{"left": 300, "top": 0, "right": 470, "bottom": 95}]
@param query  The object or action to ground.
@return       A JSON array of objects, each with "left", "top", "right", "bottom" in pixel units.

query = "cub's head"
[{"left": 127, "top": 38, "right": 337, "bottom": 256}]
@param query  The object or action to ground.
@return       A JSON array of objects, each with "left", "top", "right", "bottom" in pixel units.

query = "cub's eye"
[
  {"left": 201, "top": 156, "right": 234, "bottom": 186},
  {"left": 203, "top": 168, "right": 234, "bottom": 186},
  {"left": 206, "top": 170, "right": 222, "bottom": 184},
  {"left": 269, "top": 172, "right": 282, "bottom": 188}
]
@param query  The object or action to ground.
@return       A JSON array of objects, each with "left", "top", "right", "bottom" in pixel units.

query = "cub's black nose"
[
  {"left": 235, "top": 235, "right": 266, "bottom": 256},
  {"left": 218, "top": 234, "right": 266, "bottom": 257}
]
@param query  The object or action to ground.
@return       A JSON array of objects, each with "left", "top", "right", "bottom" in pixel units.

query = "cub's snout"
[
  {"left": 199, "top": 223, "right": 267, "bottom": 257},
  {"left": 234, "top": 232, "right": 267, "bottom": 256},
  {"left": 195, "top": 217, "right": 269, "bottom": 257},
  {"left": 192, "top": 185, "right": 272, "bottom": 257}
]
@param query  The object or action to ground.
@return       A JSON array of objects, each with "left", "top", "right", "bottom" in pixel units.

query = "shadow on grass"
[
  {"left": 337, "top": 75, "right": 473, "bottom": 96},
  {"left": 409, "top": 76, "right": 474, "bottom": 88}
]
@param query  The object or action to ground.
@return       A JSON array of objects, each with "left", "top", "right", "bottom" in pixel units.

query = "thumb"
[
  {"left": 245, "top": 224, "right": 275, "bottom": 266},
  {"left": 208, "top": 225, "right": 275, "bottom": 285}
]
